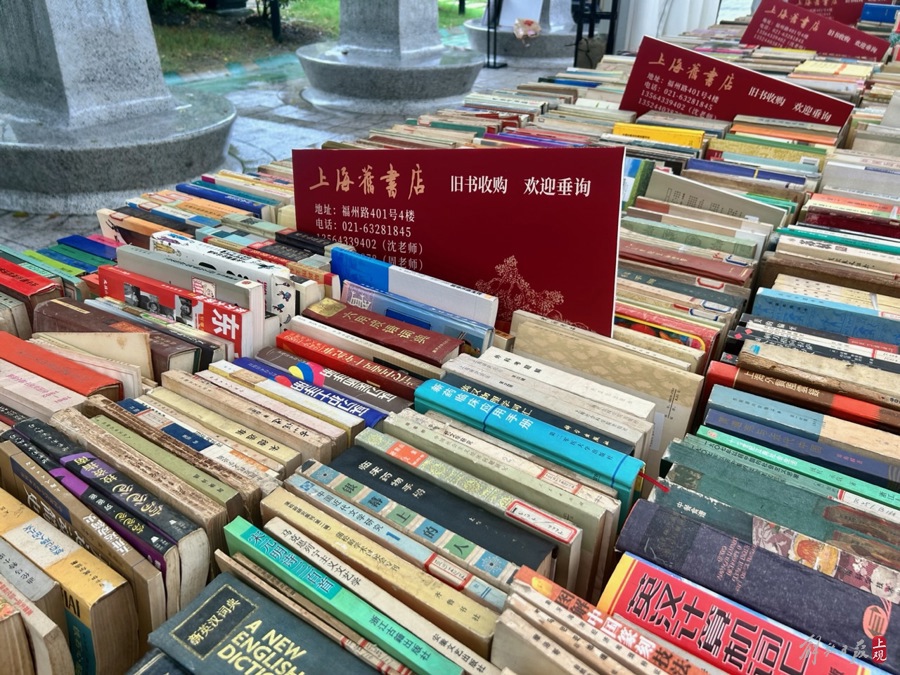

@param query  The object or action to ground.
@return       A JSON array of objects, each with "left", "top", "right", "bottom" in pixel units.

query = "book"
[
  {"left": 224, "top": 518, "right": 466, "bottom": 675},
  {"left": 0, "top": 359, "right": 86, "bottom": 421},
  {"left": 0, "top": 332, "right": 121, "bottom": 401},
  {"left": 617, "top": 500, "right": 899, "bottom": 672},
  {"left": 0, "top": 438, "right": 166, "bottom": 648},
  {"left": 490, "top": 607, "right": 598, "bottom": 675},
  {"left": 598, "top": 553, "right": 882, "bottom": 675},
  {"left": 0, "top": 258, "right": 63, "bottom": 324},
  {"left": 0, "top": 487, "right": 139, "bottom": 675},
  {"left": 147, "top": 572, "right": 376, "bottom": 675},
  {"left": 0, "top": 571, "right": 74, "bottom": 675},
  {"left": 259, "top": 488, "right": 499, "bottom": 658},
  {"left": 125, "top": 648, "right": 187, "bottom": 674},
  {"left": 302, "top": 297, "right": 465, "bottom": 367},
  {"left": 32, "top": 330, "right": 153, "bottom": 385},
  {"left": 97, "top": 265, "right": 254, "bottom": 359},
  {"left": 32, "top": 298, "right": 198, "bottom": 381},
  {"left": 0, "top": 597, "right": 35, "bottom": 675},
  {"left": 0, "top": 291, "right": 32, "bottom": 338},
  {"left": 275, "top": 329, "right": 424, "bottom": 401},
  {"left": 0, "top": 536, "right": 66, "bottom": 649}
]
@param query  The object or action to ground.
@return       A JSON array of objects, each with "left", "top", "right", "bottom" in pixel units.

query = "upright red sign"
[
  {"left": 744, "top": 0, "right": 889, "bottom": 59},
  {"left": 292, "top": 146, "right": 625, "bottom": 335},
  {"left": 783, "top": 0, "right": 891, "bottom": 25},
  {"left": 621, "top": 36, "right": 854, "bottom": 127}
]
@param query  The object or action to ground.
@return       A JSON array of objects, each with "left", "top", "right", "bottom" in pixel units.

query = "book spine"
[
  {"left": 254, "top": 345, "right": 413, "bottom": 415},
  {"left": 57, "top": 235, "right": 118, "bottom": 262},
  {"left": 223, "top": 517, "right": 464, "bottom": 675},
  {"left": 233, "top": 357, "right": 386, "bottom": 429},
  {"left": 703, "top": 407, "right": 900, "bottom": 493},
  {"left": 275, "top": 330, "right": 423, "bottom": 400},
  {"left": 415, "top": 380, "right": 642, "bottom": 510},
  {"left": 174, "top": 182, "right": 265, "bottom": 217},
  {"left": 599, "top": 553, "right": 881, "bottom": 675},
  {"left": 619, "top": 239, "right": 754, "bottom": 285},
  {"left": 293, "top": 463, "right": 519, "bottom": 590},
  {"left": 617, "top": 501, "right": 899, "bottom": 671},
  {"left": 287, "top": 477, "right": 507, "bottom": 612}
]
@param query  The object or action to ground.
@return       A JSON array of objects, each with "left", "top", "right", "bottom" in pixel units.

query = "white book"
[
  {"left": 0, "top": 359, "right": 85, "bottom": 420},
  {"left": 29, "top": 335, "right": 143, "bottom": 399},
  {"left": 387, "top": 264, "right": 499, "bottom": 327}
]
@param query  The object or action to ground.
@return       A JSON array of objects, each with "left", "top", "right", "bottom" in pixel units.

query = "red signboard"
[
  {"left": 783, "top": 0, "right": 891, "bottom": 25},
  {"left": 292, "top": 146, "right": 625, "bottom": 335},
  {"left": 745, "top": 0, "right": 889, "bottom": 59},
  {"left": 621, "top": 36, "right": 854, "bottom": 127}
]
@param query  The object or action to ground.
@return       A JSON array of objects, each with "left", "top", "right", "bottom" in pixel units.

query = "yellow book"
[{"left": 612, "top": 122, "right": 706, "bottom": 149}]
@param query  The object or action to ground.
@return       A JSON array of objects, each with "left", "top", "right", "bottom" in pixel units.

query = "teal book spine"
[
  {"left": 414, "top": 379, "right": 643, "bottom": 513},
  {"left": 223, "top": 517, "right": 463, "bottom": 675},
  {"left": 694, "top": 425, "right": 900, "bottom": 512}
]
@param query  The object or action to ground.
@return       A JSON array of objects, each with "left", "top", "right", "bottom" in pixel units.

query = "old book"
[
  {"left": 157, "top": 371, "right": 331, "bottom": 473},
  {"left": 0, "top": 258, "right": 63, "bottom": 324},
  {"left": 212, "top": 551, "right": 414, "bottom": 675},
  {"left": 286, "top": 315, "right": 444, "bottom": 381},
  {"left": 509, "top": 566, "right": 711, "bottom": 675},
  {"left": 207, "top": 359, "right": 365, "bottom": 444},
  {"left": 126, "top": 648, "right": 187, "bottom": 674},
  {"left": 147, "top": 573, "right": 377, "bottom": 675},
  {"left": 286, "top": 474, "right": 505, "bottom": 612},
  {"left": 0, "top": 572, "right": 74, "bottom": 675},
  {"left": 0, "top": 360, "right": 86, "bottom": 421},
  {"left": 253, "top": 345, "right": 413, "bottom": 416},
  {"left": 40, "top": 412, "right": 214, "bottom": 606},
  {"left": 0, "top": 439, "right": 166, "bottom": 647},
  {"left": 0, "top": 291, "right": 33, "bottom": 339},
  {"left": 0, "top": 487, "right": 139, "bottom": 675},
  {"left": 617, "top": 500, "right": 900, "bottom": 672},
  {"left": 97, "top": 265, "right": 254, "bottom": 359},
  {"left": 275, "top": 329, "right": 423, "bottom": 401},
  {"left": 757, "top": 251, "right": 900, "bottom": 298},
  {"left": 0, "top": 332, "right": 120, "bottom": 401},
  {"left": 619, "top": 237, "right": 755, "bottom": 286},
  {"left": 383, "top": 410, "right": 612, "bottom": 600},
  {"left": 79, "top": 395, "right": 262, "bottom": 527},
  {"left": 491, "top": 608, "right": 597, "bottom": 675},
  {"left": 224, "top": 518, "right": 466, "bottom": 675},
  {"left": 599, "top": 554, "right": 880, "bottom": 675},
  {"left": 31, "top": 332, "right": 149, "bottom": 394},
  {"left": 143, "top": 385, "right": 302, "bottom": 474},
  {"left": 613, "top": 322, "right": 706, "bottom": 374},
  {"left": 355, "top": 426, "right": 585, "bottom": 592},
  {"left": 113, "top": 397, "right": 282, "bottom": 495},
  {"left": 190, "top": 369, "right": 343, "bottom": 462},
  {"left": 510, "top": 313, "right": 704, "bottom": 481},
  {"left": 293, "top": 458, "right": 526, "bottom": 590},
  {"left": 88, "top": 415, "right": 245, "bottom": 523},
  {"left": 260, "top": 488, "right": 499, "bottom": 658},
  {"left": 0, "top": 537, "right": 65, "bottom": 646},
  {"left": 303, "top": 297, "right": 463, "bottom": 367},
  {"left": 0, "top": 598, "right": 35, "bottom": 675},
  {"left": 32, "top": 298, "right": 198, "bottom": 381}
]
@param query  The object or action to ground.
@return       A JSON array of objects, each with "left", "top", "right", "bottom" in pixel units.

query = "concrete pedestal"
[
  {"left": 297, "top": 0, "right": 483, "bottom": 114},
  {"left": 465, "top": 0, "right": 580, "bottom": 64}
]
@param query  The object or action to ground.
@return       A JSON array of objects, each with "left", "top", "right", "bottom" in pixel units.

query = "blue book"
[
  {"left": 860, "top": 2, "right": 900, "bottom": 23},
  {"left": 684, "top": 157, "right": 807, "bottom": 185},
  {"left": 703, "top": 407, "right": 900, "bottom": 493},
  {"left": 191, "top": 180, "right": 283, "bottom": 207},
  {"left": 175, "top": 181, "right": 267, "bottom": 218},
  {"left": 330, "top": 247, "right": 390, "bottom": 292},
  {"left": 414, "top": 379, "right": 643, "bottom": 518},
  {"left": 232, "top": 357, "right": 387, "bottom": 429},
  {"left": 36, "top": 247, "right": 97, "bottom": 273},
  {"left": 752, "top": 287, "right": 900, "bottom": 345},
  {"left": 125, "top": 199, "right": 219, "bottom": 229},
  {"left": 57, "top": 234, "right": 118, "bottom": 261}
]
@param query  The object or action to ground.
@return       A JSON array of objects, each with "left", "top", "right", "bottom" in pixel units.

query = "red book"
[
  {"left": 98, "top": 265, "right": 254, "bottom": 358},
  {"left": 599, "top": 553, "right": 880, "bottom": 675},
  {"left": 0, "top": 331, "right": 122, "bottom": 400},
  {"left": 0, "top": 257, "right": 63, "bottom": 322},
  {"left": 619, "top": 239, "right": 755, "bottom": 286},
  {"left": 614, "top": 301, "right": 720, "bottom": 368},
  {"left": 704, "top": 360, "right": 900, "bottom": 434},
  {"left": 275, "top": 330, "right": 423, "bottom": 400},
  {"left": 302, "top": 298, "right": 463, "bottom": 367}
]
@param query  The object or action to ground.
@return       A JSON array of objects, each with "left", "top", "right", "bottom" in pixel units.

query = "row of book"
[{"left": 0, "top": 6, "right": 899, "bottom": 675}]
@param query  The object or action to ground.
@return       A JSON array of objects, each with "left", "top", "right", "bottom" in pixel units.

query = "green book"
[
  {"left": 50, "top": 244, "right": 113, "bottom": 270},
  {"left": 693, "top": 427, "right": 900, "bottom": 511},
  {"left": 0, "top": 243, "right": 87, "bottom": 301},
  {"left": 621, "top": 216, "right": 758, "bottom": 258},
  {"left": 224, "top": 517, "right": 463, "bottom": 675},
  {"left": 21, "top": 250, "right": 86, "bottom": 277}
]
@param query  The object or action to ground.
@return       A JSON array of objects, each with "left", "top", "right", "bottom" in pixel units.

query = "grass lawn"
[{"left": 153, "top": 0, "right": 484, "bottom": 74}]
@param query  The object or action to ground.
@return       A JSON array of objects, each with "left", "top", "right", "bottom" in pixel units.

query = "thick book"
[
  {"left": 275, "top": 329, "right": 424, "bottom": 401},
  {"left": 32, "top": 298, "right": 198, "bottom": 381},
  {"left": 147, "top": 572, "right": 374, "bottom": 675},
  {"left": 599, "top": 553, "right": 883, "bottom": 675},
  {"left": 0, "top": 359, "right": 87, "bottom": 421},
  {"left": 617, "top": 500, "right": 899, "bottom": 672},
  {"left": 97, "top": 265, "right": 254, "bottom": 359},
  {"left": 323, "top": 446, "right": 556, "bottom": 582},
  {"left": 224, "top": 518, "right": 464, "bottom": 675},
  {"left": 0, "top": 258, "right": 63, "bottom": 323},
  {"left": 0, "top": 331, "right": 121, "bottom": 401},
  {"left": 0, "top": 487, "right": 139, "bottom": 675}
]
